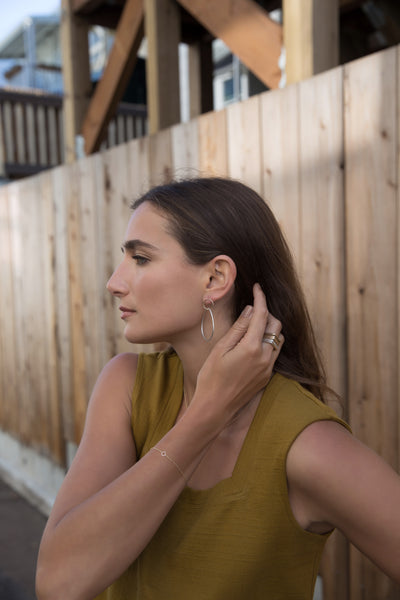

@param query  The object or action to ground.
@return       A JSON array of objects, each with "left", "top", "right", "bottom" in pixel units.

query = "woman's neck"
[{"left": 171, "top": 315, "right": 233, "bottom": 405}]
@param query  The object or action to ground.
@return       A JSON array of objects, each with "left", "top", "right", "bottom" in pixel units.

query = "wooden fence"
[
  {"left": 0, "top": 88, "right": 147, "bottom": 179},
  {"left": 0, "top": 45, "right": 399, "bottom": 599}
]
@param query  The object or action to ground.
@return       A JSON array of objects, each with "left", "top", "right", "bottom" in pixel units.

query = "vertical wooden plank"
[
  {"left": 38, "top": 171, "right": 65, "bottom": 463},
  {"left": 100, "top": 144, "right": 135, "bottom": 357},
  {"left": 58, "top": 108, "right": 65, "bottom": 163},
  {"left": 298, "top": 67, "right": 348, "bottom": 600},
  {"left": 84, "top": 153, "right": 115, "bottom": 370},
  {"left": 0, "top": 103, "right": 5, "bottom": 176},
  {"left": 15, "top": 103, "right": 25, "bottom": 164},
  {"left": 3, "top": 102, "right": 14, "bottom": 163},
  {"left": 51, "top": 164, "right": 74, "bottom": 444},
  {"left": 67, "top": 161, "right": 90, "bottom": 443},
  {"left": 8, "top": 177, "right": 54, "bottom": 453},
  {"left": 8, "top": 179, "right": 34, "bottom": 445},
  {"left": 0, "top": 185, "right": 18, "bottom": 434},
  {"left": 26, "top": 104, "right": 37, "bottom": 165},
  {"left": 48, "top": 107, "right": 58, "bottom": 166},
  {"left": 198, "top": 109, "right": 228, "bottom": 177},
  {"left": 299, "top": 67, "right": 345, "bottom": 402},
  {"left": 126, "top": 135, "right": 151, "bottom": 198},
  {"left": 345, "top": 47, "right": 399, "bottom": 600},
  {"left": 76, "top": 155, "right": 107, "bottom": 401},
  {"left": 226, "top": 95, "right": 262, "bottom": 195},
  {"left": 171, "top": 119, "right": 200, "bottom": 175},
  {"left": 260, "top": 84, "right": 301, "bottom": 263},
  {"left": 37, "top": 106, "right": 47, "bottom": 165},
  {"left": 149, "top": 127, "right": 173, "bottom": 187}
]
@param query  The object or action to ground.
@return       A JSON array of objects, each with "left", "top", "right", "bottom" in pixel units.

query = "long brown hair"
[{"left": 132, "top": 177, "right": 328, "bottom": 401}]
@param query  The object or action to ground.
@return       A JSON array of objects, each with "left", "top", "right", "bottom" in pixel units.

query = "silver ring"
[{"left": 262, "top": 333, "right": 281, "bottom": 351}]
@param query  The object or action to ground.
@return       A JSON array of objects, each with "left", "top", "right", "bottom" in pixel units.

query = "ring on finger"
[{"left": 262, "top": 333, "right": 281, "bottom": 351}]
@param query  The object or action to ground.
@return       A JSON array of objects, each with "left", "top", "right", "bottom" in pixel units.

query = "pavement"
[{"left": 0, "top": 479, "right": 47, "bottom": 600}]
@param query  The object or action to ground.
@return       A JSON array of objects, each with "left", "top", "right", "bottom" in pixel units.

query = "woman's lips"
[{"left": 119, "top": 306, "right": 136, "bottom": 319}]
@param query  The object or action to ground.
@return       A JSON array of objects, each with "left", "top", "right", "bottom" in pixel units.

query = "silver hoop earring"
[{"left": 201, "top": 298, "right": 215, "bottom": 342}]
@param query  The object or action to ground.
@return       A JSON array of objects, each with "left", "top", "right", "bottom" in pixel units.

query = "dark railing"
[{"left": 0, "top": 88, "right": 147, "bottom": 179}]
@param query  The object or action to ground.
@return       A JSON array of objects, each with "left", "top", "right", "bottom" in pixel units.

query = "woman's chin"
[{"left": 124, "top": 329, "right": 165, "bottom": 346}]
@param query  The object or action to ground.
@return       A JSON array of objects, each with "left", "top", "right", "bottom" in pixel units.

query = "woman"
[{"left": 36, "top": 178, "right": 400, "bottom": 600}]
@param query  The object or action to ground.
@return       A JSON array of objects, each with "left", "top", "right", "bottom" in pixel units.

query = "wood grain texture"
[
  {"left": 198, "top": 109, "right": 228, "bottom": 177},
  {"left": 298, "top": 67, "right": 348, "bottom": 600},
  {"left": 0, "top": 44, "right": 399, "bottom": 599},
  {"left": 171, "top": 119, "right": 200, "bottom": 177},
  {"left": 344, "top": 47, "right": 400, "bottom": 600},
  {"left": 226, "top": 94, "right": 262, "bottom": 194},
  {"left": 0, "top": 185, "right": 18, "bottom": 434},
  {"left": 260, "top": 84, "right": 301, "bottom": 263}
]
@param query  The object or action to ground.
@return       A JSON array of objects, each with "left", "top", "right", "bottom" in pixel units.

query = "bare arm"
[
  {"left": 287, "top": 420, "right": 400, "bottom": 584},
  {"left": 37, "top": 285, "right": 282, "bottom": 600}
]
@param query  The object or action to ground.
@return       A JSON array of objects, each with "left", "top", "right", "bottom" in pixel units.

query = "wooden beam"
[
  {"left": 283, "top": 0, "right": 339, "bottom": 84},
  {"left": 177, "top": 0, "right": 282, "bottom": 90},
  {"left": 145, "top": 0, "right": 181, "bottom": 134},
  {"left": 61, "top": 0, "right": 91, "bottom": 163},
  {"left": 81, "top": 0, "right": 144, "bottom": 155},
  {"left": 71, "top": 0, "right": 107, "bottom": 14},
  {"left": 74, "top": 8, "right": 122, "bottom": 29},
  {"left": 339, "top": 0, "right": 363, "bottom": 9}
]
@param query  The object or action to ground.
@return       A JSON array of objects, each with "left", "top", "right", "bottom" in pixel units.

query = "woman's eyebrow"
[{"left": 122, "top": 239, "right": 159, "bottom": 252}]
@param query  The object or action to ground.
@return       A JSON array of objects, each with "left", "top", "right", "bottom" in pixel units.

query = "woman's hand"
[{"left": 194, "top": 283, "right": 283, "bottom": 425}]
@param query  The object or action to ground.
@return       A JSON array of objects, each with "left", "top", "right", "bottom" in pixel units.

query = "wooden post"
[
  {"left": 188, "top": 43, "right": 201, "bottom": 119},
  {"left": 61, "top": 0, "right": 91, "bottom": 163},
  {"left": 283, "top": 0, "right": 339, "bottom": 84},
  {"left": 188, "top": 39, "right": 213, "bottom": 119},
  {"left": 145, "top": 0, "right": 181, "bottom": 134}
]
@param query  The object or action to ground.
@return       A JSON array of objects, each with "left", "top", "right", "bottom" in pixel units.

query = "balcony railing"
[{"left": 0, "top": 88, "right": 147, "bottom": 180}]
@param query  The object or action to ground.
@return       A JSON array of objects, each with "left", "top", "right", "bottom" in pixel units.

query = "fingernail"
[{"left": 242, "top": 305, "right": 253, "bottom": 318}]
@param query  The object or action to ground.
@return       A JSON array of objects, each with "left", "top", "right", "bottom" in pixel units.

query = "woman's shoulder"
[
  {"left": 263, "top": 373, "right": 350, "bottom": 441},
  {"left": 99, "top": 352, "right": 139, "bottom": 386}
]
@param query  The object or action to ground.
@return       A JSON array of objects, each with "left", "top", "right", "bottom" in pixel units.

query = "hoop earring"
[{"left": 201, "top": 298, "right": 215, "bottom": 342}]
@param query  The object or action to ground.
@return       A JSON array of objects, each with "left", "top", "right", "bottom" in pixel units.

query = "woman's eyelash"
[{"left": 132, "top": 254, "right": 149, "bottom": 265}]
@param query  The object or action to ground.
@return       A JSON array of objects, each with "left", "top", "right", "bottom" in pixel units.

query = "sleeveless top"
[{"left": 96, "top": 351, "right": 350, "bottom": 600}]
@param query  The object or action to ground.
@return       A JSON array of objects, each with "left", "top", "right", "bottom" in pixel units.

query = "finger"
[
  {"left": 264, "top": 313, "right": 282, "bottom": 337},
  {"left": 217, "top": 304, "right": 254, "bottom": 352},
  {"left": 244, "top": 283, "right": 269, "bottom": 343},
  {"left": 262, "top": 332, "right": 284, "bottom": 354}
]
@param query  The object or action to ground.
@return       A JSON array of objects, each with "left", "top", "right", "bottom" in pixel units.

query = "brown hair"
[{"left": 132, "top": 177, "right": 328, "bottom": 401}]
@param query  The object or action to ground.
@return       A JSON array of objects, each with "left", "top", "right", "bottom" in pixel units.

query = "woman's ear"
[{"left": 204, "top": 255, "right": 237, "bottom": 300}]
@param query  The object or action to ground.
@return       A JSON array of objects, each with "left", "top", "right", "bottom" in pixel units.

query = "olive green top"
[{"left": 96, "top": 351, "right": 350, "bottom": 600}]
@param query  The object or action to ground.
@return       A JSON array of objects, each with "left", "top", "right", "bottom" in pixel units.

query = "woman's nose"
[{"left": 106, "top": 265, "right": 129, "bottom": 296}]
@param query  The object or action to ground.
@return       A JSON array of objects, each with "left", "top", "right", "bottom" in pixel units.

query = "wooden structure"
[
  {"left": 1, "top": 44, "right": 400, "bottom": 599},
  {"left": 61, "top": 0, "right": 400, "bottom": 160},
  {"left": 0, "top": 88, "right": 147, "bottom": 179}
]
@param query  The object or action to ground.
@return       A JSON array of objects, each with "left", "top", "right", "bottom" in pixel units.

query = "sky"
[{"left": 0, "top": 0, "right": 60, "bottom": 44}]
